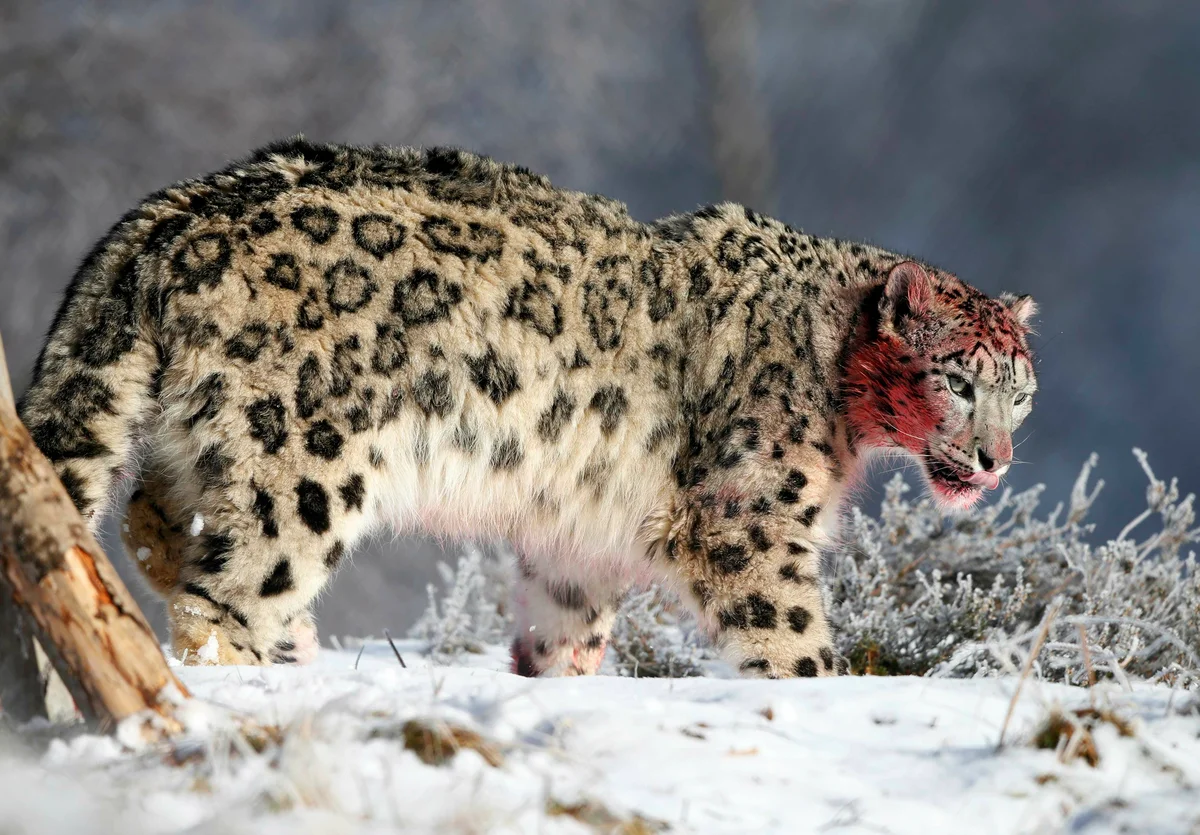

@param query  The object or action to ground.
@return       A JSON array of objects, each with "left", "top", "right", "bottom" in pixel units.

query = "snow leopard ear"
[
  {"left": 999, "top": 293, "right": 1038, "bottom": 327},
  {"left": 881, "top": 261, "right": 935, "bottom": 327}
]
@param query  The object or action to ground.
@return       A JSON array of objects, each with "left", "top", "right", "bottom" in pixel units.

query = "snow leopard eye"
[
  {"left": 1014, "top": 392, "right": 1030, "bottom": 406},
  {"left": 946, "top": 374, "right": 972, "bottom": 399}
]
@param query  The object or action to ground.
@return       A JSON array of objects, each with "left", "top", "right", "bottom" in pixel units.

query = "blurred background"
[{"left": 3, "top": 0, "right": 1198, "bottom": 640}]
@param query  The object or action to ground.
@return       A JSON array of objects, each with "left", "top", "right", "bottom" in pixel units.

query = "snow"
[
  {"left": 190, "top": 514, "right": 204, "bottom": 536},
  {"left": 136, "top": 546, "right": 152, "bottom": 562},
  {"left": 2, "top": 642, "right": 1197, "bottom": 834},
  {"left": 195, "top": 631, "right": 220, "bottom": 665}
]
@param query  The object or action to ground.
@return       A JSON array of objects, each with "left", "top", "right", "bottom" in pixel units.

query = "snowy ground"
[{"left": 2, "top": 641, "right": 1199, "bottom": 835}]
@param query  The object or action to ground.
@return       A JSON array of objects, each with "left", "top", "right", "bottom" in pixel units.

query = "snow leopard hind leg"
[
  {"left": 123, "top": 468, "right": 322, "bottom": 665},
  {"left": 509, "top": 551, "right": 627, "bottom": 677}
]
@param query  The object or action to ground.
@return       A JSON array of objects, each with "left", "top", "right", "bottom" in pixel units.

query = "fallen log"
[{"left": 0, "top": 331, "right": 188, "bottom": 735}]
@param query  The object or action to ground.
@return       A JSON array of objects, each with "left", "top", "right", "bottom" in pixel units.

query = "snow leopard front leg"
[
  {"left": 509, "top": 555, "right": 625, "bottom": 677},
  {"left": 666, "top": 471, "right": 843, "bottom": 679}
]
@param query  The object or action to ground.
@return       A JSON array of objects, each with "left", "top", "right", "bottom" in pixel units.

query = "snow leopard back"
[{"left": 21, "top": 140, "right": 693, "bottom": 664}]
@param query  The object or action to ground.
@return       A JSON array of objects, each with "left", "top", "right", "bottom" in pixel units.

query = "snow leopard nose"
[{"left": 975, "top": 443, "right": 1010, "bottom": 476}]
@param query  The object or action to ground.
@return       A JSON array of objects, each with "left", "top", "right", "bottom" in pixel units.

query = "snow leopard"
[{"left": 19, "top": 139, "right": 1038, "bottom": 676}]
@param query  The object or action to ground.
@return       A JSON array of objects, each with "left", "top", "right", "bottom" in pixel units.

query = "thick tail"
[{"left": 17, "top": 204, "right": 180, "bottom": 528}]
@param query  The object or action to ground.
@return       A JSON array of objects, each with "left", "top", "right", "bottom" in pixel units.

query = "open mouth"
[{"left": 925, "top": 457, "right": 996, "bottom": 496}]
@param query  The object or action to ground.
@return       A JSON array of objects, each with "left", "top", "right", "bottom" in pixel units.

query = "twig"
[
  {"left": 1077, "top": 624, "right": 1096, "bottom": 702},
  {"left": 997, "top": 598, "right": 1062, "bottom": 749},
  {"left": 354, "top": 643, "right": 366, "bottom": 671},
  {"left": 1115, "top": 507, "right": 1154, "bottom": 545},
  {"left": 383, "top": 629, "right": 408, "bottom": 668},
  {"left": 1060, "top": 614, "right": 1200, "bottom": 670}
]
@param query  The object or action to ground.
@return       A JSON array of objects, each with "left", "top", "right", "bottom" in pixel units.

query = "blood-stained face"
[{"left": 844, "top": 261, "right": 1037, "bottom": 509}]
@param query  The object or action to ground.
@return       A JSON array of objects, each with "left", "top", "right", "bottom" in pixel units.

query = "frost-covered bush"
[
  {"left": 411, "top": 451, "right": 1199, "bottom": 687},
  {"left": 607, "top": 587, "right": 709, "bottom": 678},
  {"left": 408, "top": 546, "right": 712, "bottom": 675},
  {"left": 408, "top": 544, "right": 514, "bottom": 658},
  {"left": 830, "top": 451, "right": 1200, "bottom": 687}
]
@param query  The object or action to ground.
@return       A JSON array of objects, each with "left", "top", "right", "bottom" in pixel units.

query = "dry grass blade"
[
  {"left": 546, "top": 797, "right": 669, "bottom": 834},
  {"left": 383, "top": 629, "right": 407, "bottom": 668},
  {"left": 240, "top": 721, "right": 286, "bottom": 754},
  {"left": 998, "top": 598, "right": 1062, "bottom": 749},
  {"left": 1032, "top": 705, "right": 1134, "bottom": 768},
  {"left": 1034, "top": 711, "right": 1100, "bottom": 767},
  {"left": 386, "top": 718, "right": 503, "bottom": 768},
  {"left": 1078, "top": 624, "right": 1096, "bottom": 698}
]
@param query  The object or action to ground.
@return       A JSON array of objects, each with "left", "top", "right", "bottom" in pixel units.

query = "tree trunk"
[
  {"left": 0, "top": 331, "right": 188, "bottom": 735},
  {"left": 696, "top": 0, "right": 777, "bottom": 214}
]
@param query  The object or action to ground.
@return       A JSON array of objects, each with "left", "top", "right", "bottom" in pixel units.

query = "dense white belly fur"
[{"left": 364, "top": 417, "right": 675, "bottom": 589}]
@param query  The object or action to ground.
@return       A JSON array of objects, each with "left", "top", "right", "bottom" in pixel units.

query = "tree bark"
[{"left": 0, "top": 331, "right": 188, "bottom": 734}]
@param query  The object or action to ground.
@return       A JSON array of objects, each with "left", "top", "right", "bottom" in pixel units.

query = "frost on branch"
[
  {"left": 408, "top": 545, "right": 713, "bottom": 675},
  {"left": 829, "top": 451, "right": 1200, "bottom": 687},
  {"left": 411, "top": 453, "right": 1198, "bottom": 687},
  {"left": 408, "top": 544, "right": 514, "bottom": 658},
  {"left": 607, "top": 587, "right": 709, "bottom": 678}
]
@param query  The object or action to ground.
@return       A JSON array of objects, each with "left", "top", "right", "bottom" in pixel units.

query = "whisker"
[
  {"left": 1035, "top": 332, "right": 1062, "bottom": 353},
  {"left": 879, "top": 422, "right": 927, "bottom": 445}
]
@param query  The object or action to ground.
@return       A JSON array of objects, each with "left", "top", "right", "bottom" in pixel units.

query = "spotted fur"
[{"left": 20, "top": 139, "right": 1037, "bottom": 676}]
